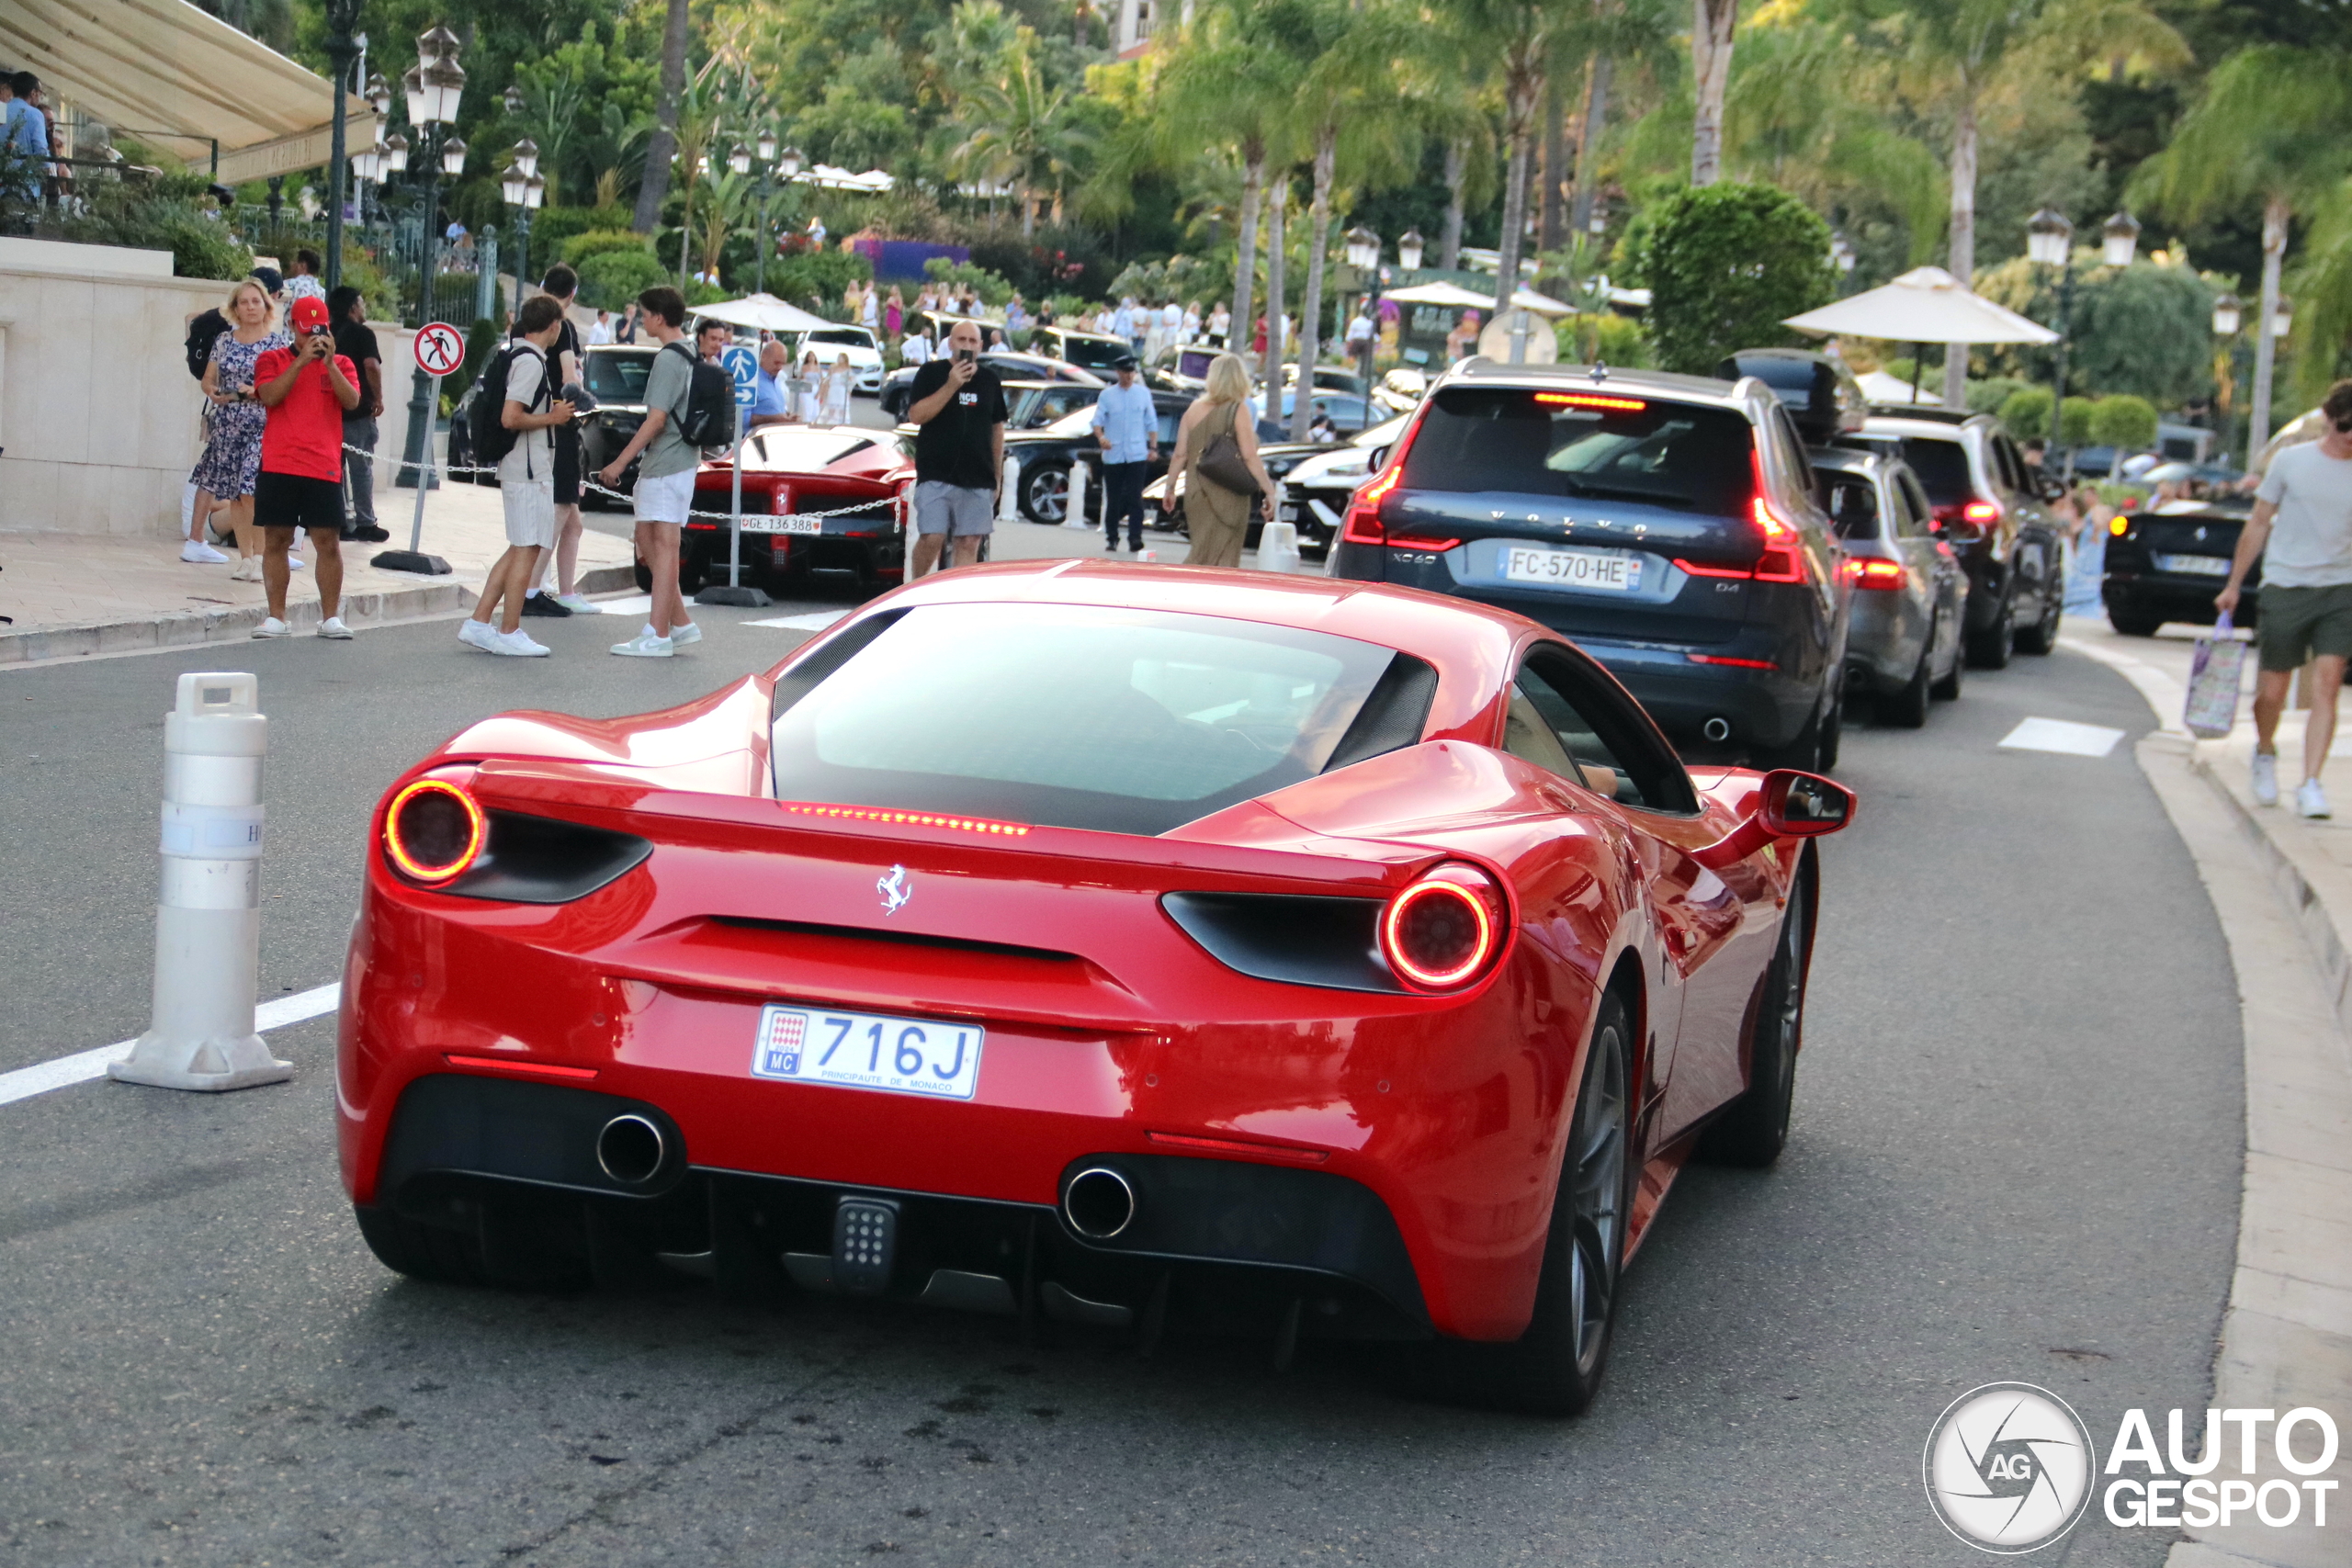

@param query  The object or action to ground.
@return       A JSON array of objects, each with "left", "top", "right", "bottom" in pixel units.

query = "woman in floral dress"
[{"left": 189, "top": 278, "right": 288, "bottom": 581}]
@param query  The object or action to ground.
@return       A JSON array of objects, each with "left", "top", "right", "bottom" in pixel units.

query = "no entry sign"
[{"left": 414, "top": 322, "right": 466, "bottom": 378}]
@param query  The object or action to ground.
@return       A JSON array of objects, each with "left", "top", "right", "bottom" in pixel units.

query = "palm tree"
[
  {"left": 1876, "top": 0, "right": 2184, "bottom": 403},
  {"left": 2141, "top": 45, "right": 2352, "bottom": 455},
  {"left": 1154, "top": 0, "right": 1303, "bottom": 370},
  {"left": 1438, "top": 0, "right": 1575, "bottom": 325},
  {"left": 634, "top": 0, "right": 693, "bottom": 233},
  {"left": 1690, "top": 0, "right": 1736, "bottom": 186},
  {"left": 952, "top": 44, "right": 1091, "bottom": 238}
]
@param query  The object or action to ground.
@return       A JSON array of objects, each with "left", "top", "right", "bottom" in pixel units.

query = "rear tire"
[
  {"left": 1931, "top": 635, "right": 1964, "bottom": 701},
  {"left": 1965, "top": 589, "right": 2015, "bottom": 668},
  {"left": 2108, "top": 604, "right": 2165, "bottom": 637},
  {"left": 1753, "top": 696, "right": 1826, "bottom": 772},
  {"left": 1701, "top": 873, "right": 1808, "bottom": 1168},
  {"left": 1438, "top": 995, "right": 1634, "bottom": 1416},
  {"left": 1886, "top": 644, "right": 1932, "bottom": 728},
  {"left": 1021, "top": 461, "right": 1072, "bottom": 524},
  {"left": 2015, "top": 562, "right": 2062, "bottom": 655}
]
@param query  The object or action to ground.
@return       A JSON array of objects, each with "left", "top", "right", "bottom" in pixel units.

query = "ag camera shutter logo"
[{"left": 1923, "top": 1382, "right": 2098, "bottom": 1553}]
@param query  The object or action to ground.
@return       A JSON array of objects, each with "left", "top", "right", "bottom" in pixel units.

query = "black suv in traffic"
[{"left": 1330, "top": 362, "right": 1851, "bottom": 770}]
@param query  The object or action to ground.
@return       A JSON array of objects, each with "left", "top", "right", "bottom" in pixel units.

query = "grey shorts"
[
  {"left": 914, "top": 481, "right": 994, "bottom": 536},
  {"left": 2257, "top": 582, "right": 2352, "bottom": 672}
]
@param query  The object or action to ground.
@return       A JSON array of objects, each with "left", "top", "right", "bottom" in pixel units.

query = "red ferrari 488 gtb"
[{"left": 340, "top": 563, "right": 1852, "bottom": 1414}]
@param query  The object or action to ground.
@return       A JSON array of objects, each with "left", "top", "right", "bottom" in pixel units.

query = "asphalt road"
[{"left": 0, "top": 608, "right": 2243, "bottom": 1565}]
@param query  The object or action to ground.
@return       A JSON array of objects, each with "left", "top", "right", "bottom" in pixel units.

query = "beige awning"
[{"left": 0, "top": 0, "right": 373, "bottom": 181}]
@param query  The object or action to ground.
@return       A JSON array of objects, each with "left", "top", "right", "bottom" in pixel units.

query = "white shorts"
[
  {"left": 501, "top": 478, "right": 557, "bottom": 549},
  {"left": 634, "top": 468, "right": 696, "bottom": 526}
]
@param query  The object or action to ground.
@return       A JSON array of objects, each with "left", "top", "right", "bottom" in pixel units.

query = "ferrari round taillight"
[
  {"left": 384, "top": 778, "right": 485, "bottom": 884},
  {"left": 1380, "top": 863, "right": 1510, "bottom": 991}
]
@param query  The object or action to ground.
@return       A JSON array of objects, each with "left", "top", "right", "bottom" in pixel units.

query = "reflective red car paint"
[{"left": 339, "top": 562, "right": 1834, "bottom": 1345}]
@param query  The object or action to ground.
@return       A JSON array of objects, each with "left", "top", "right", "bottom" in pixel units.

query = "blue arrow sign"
[{"left": 721, "top": 344, "right": 761, "bottom": 409}]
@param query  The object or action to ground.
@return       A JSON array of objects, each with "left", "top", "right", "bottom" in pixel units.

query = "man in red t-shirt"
[{"left": 252, "top": 294, "right": 362, "bottom": 639}]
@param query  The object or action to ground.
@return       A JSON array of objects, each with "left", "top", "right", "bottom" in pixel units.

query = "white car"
[{"left": 794, "top": 325, "right": 888, "bottom": 394}]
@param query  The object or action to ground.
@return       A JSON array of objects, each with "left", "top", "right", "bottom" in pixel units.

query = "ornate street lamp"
[
  {"left": 2273, "top": 293, "right": 2295, "bottom": 340},
  {"left": 2211, "top": 293, "right": 2242, "bottom": 337},
  {"left": 746, "top": 140, "right": 802, "bottom": 297},
  {"left": 2025, "top": 207, "right": 2073, "bottom": 268},
  {"left": 392, "top": 24, "right": 467, "bottom": 507},
  {"left": 2102, "top": 209, "right": 2143, "bottom": 269},
  {"left": 1343, "top": 225, "right": 1384, "bottom": 389},
  {"left": 503, "top": 140, "right": 542, "bottom": 306},
  {"left": 1397, "top": 227, "right": 1426, "bottom": 274},
  {"left": 2026, "top": 207, "right": 2120, "bottom": 468},
  {"left": 321, "top": 0, "right": 366, "bottom": 293},
  {"left": 729, "top": 142, "right": 752, "bottom": 177}
]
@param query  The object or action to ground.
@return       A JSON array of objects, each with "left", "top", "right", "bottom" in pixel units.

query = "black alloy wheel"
[
  {"left": 1964, "top": 585, "right": 2016, "bottom": 669},
  {"left": 1440, "top": 994, "right": 1634, "bottom": 1416},
  {"left": 2015, "top": 551, "right": 2064, "bottom": 655},
  {"left": 1021, "top": 461, "right": 1072, "bottom": 524},
  {"left": 1887, "top": 639, "right": 1933, "bottom": 728},
  {"left": 1702, "top": 872, "right": 1809, "bottom": 1168},
  {"left": 2108, "top": 602, "right": 2165, "bottom": 637}
]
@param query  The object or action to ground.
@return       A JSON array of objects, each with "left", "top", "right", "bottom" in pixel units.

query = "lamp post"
[
  {"left": 502, "top": 138, "right": 541, "bottom": 306},
  {"left": 321, "top": 0, "right": 364, "bottom": 294},
  {"left": 745, "top": 129, "right": 781, "bottom": 296},
  {"left": 2026, "top": 206, "right": 2139, "bottom": 469},
  {"left": 1829, "top": 230, "right": 1857, "bottom": 296},
  {"left": 394, "top": 24, "right": 467, "bottom": 493},
  {"left": 2211, "top": 291, "right": 2245, "bottom": 463}
]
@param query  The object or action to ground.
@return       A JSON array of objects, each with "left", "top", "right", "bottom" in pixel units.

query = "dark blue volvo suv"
[{"left": 1329, "top": 361, "right": 1851, "bottom": 770}]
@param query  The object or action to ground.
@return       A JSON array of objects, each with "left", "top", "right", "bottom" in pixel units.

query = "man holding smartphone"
[
  {"left": 249, "top": 294, "right": 361, "bottom": 639},
  {"left": 905, "top": 319, "right": 1007, "bottom": 576}
]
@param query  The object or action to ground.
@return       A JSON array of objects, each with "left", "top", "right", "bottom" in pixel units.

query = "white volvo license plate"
[
  {"left": 2154, "top": 552, "right": 2230, "bottom": 577},
  {"left": 741, "top": 514, "right": 821, "bottom": 535},
  {"left": 750, "top": 1005, "right": 984, "bottom": 1100},
  {"left": 1502, "top": 546, "right": 1643, "bottom": 592}
]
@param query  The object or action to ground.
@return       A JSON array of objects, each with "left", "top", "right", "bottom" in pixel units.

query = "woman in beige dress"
[{"left": 1175, "top": 353, "right": 1277, "bottom": 568}]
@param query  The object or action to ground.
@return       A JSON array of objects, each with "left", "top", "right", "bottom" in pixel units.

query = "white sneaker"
[
  {"left": 317, "top": 616, "right": 353, "bottom": 640},
  {"left": 553, "top": 592, "right": 594, "bottom": 613},
  {"left": 181, "top": 539, "right": 230, "bottom": 564},
  {"left": 2298, "top": 779, "right": 2331, "bottom": 819},
  {"left": 288, "top": 554, "right": 307, "bottom": 570},
  {"left": 458, "top": 618, "right": 498, "bottom": 651},
  {"left": 232, "top": 558, "right": 261, "bottom": 582},
  {"left": 611, "top": 632, "right": 674, "bottom": 658},
  {"left": 492, "top": 628, "right": 550, "bottom": 657},
  {"left": 2252, "top": 751, "right": 2279, "bottom": 806},
  {"left": 252, "top": 617, "right": 291, "bottom": 638},
  {"left": 669, "top": 620, "right": 702, "bottom": 646}
]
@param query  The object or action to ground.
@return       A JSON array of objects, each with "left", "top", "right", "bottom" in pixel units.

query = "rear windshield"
[
  {"left": 1402, "top": 387, "right": 1755, "bottom": 513},
  {"left": 1054, "top": 334, "right": 1129, "bottom": 371},
  {"left": 769, "top": 604, "right": 1427, "bottom": 835},
  {"left": 585, "top": 350, "right": 654, "bottom": 403},
  {"left": 805, "top": 329, "right": 872, "bottom": 348},
  {"left": 1894, "top": 435, "right": 1974, "bottom": 505}
]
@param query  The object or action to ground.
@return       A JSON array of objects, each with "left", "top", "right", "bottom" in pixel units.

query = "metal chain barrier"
[{"left": 344, "top": 440, "right": 903, "bottom": 525}]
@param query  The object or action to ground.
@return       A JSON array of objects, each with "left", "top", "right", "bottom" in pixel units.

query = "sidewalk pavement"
[
  {"left": 2061, "top": 618, "right": 2352, "bottom": 1568},
  {"left": 0, "top": 479, "right": 638, "bottom": 667}
]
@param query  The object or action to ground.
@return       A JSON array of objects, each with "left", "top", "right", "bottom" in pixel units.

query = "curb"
[
  {"left": 0, "top": 563, "right": 636, "bottom": 669},
  {"left": 2188, "top": 741, "right": 2352, "bottom": 1036}
]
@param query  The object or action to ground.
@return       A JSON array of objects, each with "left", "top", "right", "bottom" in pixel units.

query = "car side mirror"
[{"left": 1692, "top": 769, "right": 1857, "bottom": 869}]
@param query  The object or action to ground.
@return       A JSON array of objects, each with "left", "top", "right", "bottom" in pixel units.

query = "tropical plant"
[
  {"left": 559, "top": 228, "right": 651, "bottom": 267},
  {"left": 2060, "top": 394, "right": 2095, "bottom": 445},
  {"left": 1999, "top": 385, "right": 2054, "bottom": 439},
  {"left": 2089, "top": 391, "right": 2159, "bottom": 449},
  {"left": 635, "top": 0, "right": 695, "bottom": 233},
  {"left": 2139, "top": 45, "right": 2352, "bottom": 442},
  {"left": 1630, "top": 181, "right": 1835, "bottom": 372},
  {"left": 950, "top": 40, "right": 1093, "bottom": 238},
  {"left": 1974, "top": 252, "right": 2218, "bottom": 407}
]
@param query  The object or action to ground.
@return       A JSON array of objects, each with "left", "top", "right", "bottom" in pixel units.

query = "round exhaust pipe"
[
  {"left": 1702, "top": 716, "right": 1732, "bottom": 743},
  {"left": 596, "top": 1113, "right": 666, "bottom": 1185},
  {"left": 1062, "top": 1166, "right": 1137, "bottom": 1240}
]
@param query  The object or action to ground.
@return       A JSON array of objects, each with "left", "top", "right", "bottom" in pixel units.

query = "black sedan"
[
  {"left": 1000, "top": 393, "right": 1190, "bottom": 524},
  {"left": 2103, "top": 497, "right": 2259, "bottom": 636},
  {"left": 877, "top": 353, "right": 1102, "bottom": 419}
]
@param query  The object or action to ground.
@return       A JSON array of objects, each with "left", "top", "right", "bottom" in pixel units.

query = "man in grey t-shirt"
[
  {"left": 594, "top": 286, "right": 709, "bottom": 656},
  {"left": 2217, "top": 379, "right": 2352, "bottom": 817}
]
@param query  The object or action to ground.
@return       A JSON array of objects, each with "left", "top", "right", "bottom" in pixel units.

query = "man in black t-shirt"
[
  {"left": 906, "top": 318, "right": 1009, "bottom": 576},
  {"left": 328, "top": 287, "right": 387, "bottom": 541}
]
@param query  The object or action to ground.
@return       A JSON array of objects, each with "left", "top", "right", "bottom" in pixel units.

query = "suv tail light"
[
  {"left": 1931, "top": 499, "right": 2002, "bottom": 534},
  {"left": 1379, "top": 863, "right": 1511, "bottom": 991},
  {"left": 1676, "top": 464, "right": 1807, "bottom": 582},
  {"left": 1338, "top": 466, "right": 1454, "bottom": 550},
  {"left": 1848, "top": 557, "right": 1905, "bottom": 590}
]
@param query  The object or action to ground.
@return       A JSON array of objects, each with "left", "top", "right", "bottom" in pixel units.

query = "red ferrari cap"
[{"left": 290, "top": 295, "right": 330, "bottom": 331}]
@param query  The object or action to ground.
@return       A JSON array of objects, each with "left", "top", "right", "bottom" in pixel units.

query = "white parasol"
[
  {"left": 1385, "top": 280, "right": 1577, "bottom": 318},
  {"left": 692, "top": 293, "right": 836, "bottom": 334},
  {"left": 1785, "top": 266, "right": 2056, "bottom": 403}
]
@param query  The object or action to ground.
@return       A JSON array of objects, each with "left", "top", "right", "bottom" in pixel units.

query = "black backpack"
[
  {"left": 468, "top": 342, "right": 547, "bottom": 468},
  {"left": 662, "top": 339, "right": 737, "bottom": 450},
  {"left": 186, "top": 309, "right": 229, "bottom": 380}
]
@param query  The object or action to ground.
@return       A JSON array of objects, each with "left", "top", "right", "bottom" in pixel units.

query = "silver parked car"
[{"left": 1814, "top": 446, "right": 1967, "bottom": 726}]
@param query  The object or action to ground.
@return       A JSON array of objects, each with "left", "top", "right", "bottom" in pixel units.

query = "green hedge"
[
  {"left": 561, "top": 229, "right": 651, "bottom": 268},
  {"left": 577, "top": 249, "right": 670, "bottom": 311}
]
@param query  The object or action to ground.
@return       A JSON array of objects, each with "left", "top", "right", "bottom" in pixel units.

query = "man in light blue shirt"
[
  {"left": 1090, "top": 355, "right": 1158, "bottom": 551},
  {"left": 748, "top": 339, "right": 796, "bottom": 428},
  {"left": 6, "top": 73, "right": 49, "bottom": 206}
]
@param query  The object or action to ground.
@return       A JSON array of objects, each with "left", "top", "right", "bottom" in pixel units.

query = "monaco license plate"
[
  {"left": 2154, "top": 552, "right": 2230, "bottom": 577},
  {"left": 741, "top": 514, "right": 821, "bottom": 535},
  {"left": 750, "top": 1004, "right": 983, "bottom": 1100},
  {"left": 1503, "top": 546, "right": 1642, "bottom": 592}
]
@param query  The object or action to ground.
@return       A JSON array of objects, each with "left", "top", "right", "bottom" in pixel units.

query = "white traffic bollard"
[
  {"left": 1258, "top": 519, "right": 1305, "bottom": 574},
  {"left": 997, "top": 456, "right": 1021, "bottom": 524},
  {"left": 1063, "top": 461, "right": 1090, "bottom": 529},
  {"left": 110, "top": 672, "right": 290, "bottom": 1092}
]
